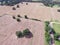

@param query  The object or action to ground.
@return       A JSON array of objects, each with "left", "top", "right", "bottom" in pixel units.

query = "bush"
[
  {"left": 23, "top": 29, "right": 30, "bottom": 36},
  {"left": 45, "top": 21, "right": 50, "bottom": 26},
  {"left": 45, "top": 32, "right": 51, "bottom": 43},
  {"left": 16, "top": 18, "right": 21, "bottom": 22},
  {"left": 23, "top": 28, "right": 33, "bottom": 38},
  {"left": 26, "top": 3, "right": 28, "bottom": 5},
  {"left": 25, "top": 15, "right": 28, "bottom": 19},
  {"left": 12, "top": 16, "right": 16, "bottom": 19},
  {"left": 16, "top": 31, "right": 23, "bottom": 38},
  {"left": 17, "top": 15, "right": 21, "bottom": 18},
  {"left": 17, "top": 5, "right": 19, "bottom": 8},
  {"left": 12, "top": 7, "right": 16, "bottom": 10},
  {"left": 45, "top": 26, "right": 51, "bottom": 32}
]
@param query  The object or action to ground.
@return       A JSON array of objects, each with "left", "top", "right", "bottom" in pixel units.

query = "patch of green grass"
[
  {"left": 45, "top": 38, "right": 49, "bottom": 45},
  {"left": 53, "top": 23, "right": 60, "bottom": 33},
  {"left": 55, "top": 40, "right": 60, "bottom": 45}
]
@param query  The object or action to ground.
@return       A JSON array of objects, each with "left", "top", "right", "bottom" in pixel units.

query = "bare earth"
[{"left": 0, "top": 15, "right": 45, "bottom": 45}]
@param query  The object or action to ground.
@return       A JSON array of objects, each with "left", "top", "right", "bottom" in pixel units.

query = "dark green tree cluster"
[
  {"left": 16, "top": 29, "right": 33, "bottom": 38},
  {"left": 45, "top": 21, "right": 51, "bottom": 44},
  {"left": 45, "top": 32, "right": 51, "bottom": 43},
  {"left": 23, "top": 29, "right": 31, "bottom": 36},
  {"left": 45, "top": 21, "right": 50, "bottom": 32},
  {"left": 16, "top": 31, "right": 23, "bottom": 38}
]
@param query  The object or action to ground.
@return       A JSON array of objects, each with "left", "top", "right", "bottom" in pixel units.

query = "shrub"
[
  {"left": 12, "top": 7, "right": 16, "bottom": 10},
  {"left": 45, "top": 32, "right": 51, "bottom": 43},
  {"left": 45, "top": 26, "right": 51, "bottom": 32},
  {"left": 16, "top": 18, "right": 21, "bottom": 22},
  {"left": 16, "top": 31, "right": 23, "bottom": 38},
  {"left": 25, "top": 15, "right": 28, "bottom": 19},
  {"left": 26, "top": 3, "right": 28, "bottom": 5},
  {"left": 45, "top": 21, "right": 50, "bottom": 26},
  {"left": 23, "top": 29, "right": 30, "bottom": 36},
  {"left": 17, "top": 15, "right": 21, "bottom": 18},
  {"left": 12, "top": 16, "right": 16, "bottom": 19},
  {"left": 17, "top": 5, "right": 19, "bottom": 8},
  {"left": 23, "top": 28, "right": 33, "bottom": 38}
]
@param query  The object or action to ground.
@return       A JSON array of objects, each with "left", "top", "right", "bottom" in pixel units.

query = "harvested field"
[
  {"left": 0, "top": 2, "right": 60, "bottom": 21},
  {"left": 50, "top": 8, "right": 60, "bottom": 21},
  {"left": 0, "top": 2, "right": 52, "bottom": 21},
  {"left": 0, "top": 15, "right": 45, "bottom": 45}
]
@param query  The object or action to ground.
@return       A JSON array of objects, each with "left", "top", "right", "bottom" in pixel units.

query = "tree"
[
  {"left": 16, "top": 31, "right": 23, "bottom": 38},
  {"left": 45, "top": 21, "right": 50, "bottom": 26},
  {"left": 23, "top": 29, "right": 30, "bottom": 36},
  {"left": 23, "top": 28, "right": 33, "bottom": 38},
  {"left": 25, "top": 15, "right": 28, "bottom": 19}
]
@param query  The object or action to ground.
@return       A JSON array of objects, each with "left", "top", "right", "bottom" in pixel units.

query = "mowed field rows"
[{"left": 0, "top": 15, "right": 45, "bottom": 45}]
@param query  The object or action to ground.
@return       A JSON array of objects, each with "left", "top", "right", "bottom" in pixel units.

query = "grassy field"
[
  {"left": 55, "top": 41, "right": 60, "bottom": 45},
  {"left": 45, "top": 40, "right": 49, "bottom": 45},
  {"left": 53, "top": 23, "right": 60, "bottom": 33},
  {"left": 53, "top": 23, "right": 60, "bottom": 45}
]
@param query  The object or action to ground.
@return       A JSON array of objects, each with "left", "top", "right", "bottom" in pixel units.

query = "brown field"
[
  {"left": 0, "top": 2, "right": 60, "bottom": 45},
  {"left": 0, "top": 2, "right": 60, "bottom": 21},
  {"left": 0, "top": 2, "right": 56, "bottom": 21},
  {"left": 0, "top": 15, "right": 45, "bottom": 45}
]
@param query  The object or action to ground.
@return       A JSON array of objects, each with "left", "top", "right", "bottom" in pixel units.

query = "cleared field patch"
[{"left": 53, "top": 23, "right": 60, "bottom": 33}]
